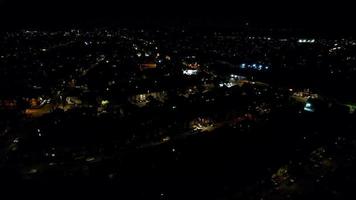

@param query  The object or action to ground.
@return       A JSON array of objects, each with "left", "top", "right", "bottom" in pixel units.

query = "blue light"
[{"left": 304, "top": 102, "right": 314, "bottom": 112}]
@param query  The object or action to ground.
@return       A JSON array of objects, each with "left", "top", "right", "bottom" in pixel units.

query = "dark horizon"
[{"left": 0, "top": 0, "right": 355, "bottom": 36}]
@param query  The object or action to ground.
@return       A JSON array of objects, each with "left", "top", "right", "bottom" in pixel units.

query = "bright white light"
[
  {"left": 304, "top": 102, "right": 314, "bottom": 112},
  {"left": 304, "top": 107, "right": 314, "bottom": 112},
  {"left": 240, "top": 63, "right": 246, "bottom": 68},
  {"left": 298, "top": 39, "right": 315, "bottom": 44},
  {"left": 230, "top": 74, "right": 239, "bottom": 78},
  {"left": 183, "top": 69, "right": 198, "bottom": 75}
]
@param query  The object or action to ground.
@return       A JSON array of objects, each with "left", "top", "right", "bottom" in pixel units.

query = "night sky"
[{"left": 0, "top": 0, "right": 354, "bottom": 34}]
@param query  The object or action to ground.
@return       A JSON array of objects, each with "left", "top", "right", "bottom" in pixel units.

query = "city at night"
[{"left": 1, "top": 0, "right": 356, "bottom": 199}]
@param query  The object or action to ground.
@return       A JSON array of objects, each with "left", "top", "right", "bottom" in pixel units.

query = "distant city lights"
[{"left": 240, "top": 63, "right": 270, "bottom": 71}]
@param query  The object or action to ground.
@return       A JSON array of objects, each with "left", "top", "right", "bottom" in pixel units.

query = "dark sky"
[{"left": 0, "top": 0, "right": 354, "bottom": 34}]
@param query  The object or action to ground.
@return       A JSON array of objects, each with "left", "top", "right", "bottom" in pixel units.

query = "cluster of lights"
[
  {"left": 240, "top": 63, "right": 270, "bottom": 71},
  {"left": 230, "top": 74, "right": 246, "bottom": 80},
  {"left": 329, "top": 46, "right": 342, "bottom": 53},
  {"left": 298, "top": 39, "right": 315, "bottom": 43},
  {"left": 219, "top": 82, "right": 234, "bottom": 88},
  {"left": 230, "top": 74, "right": 239, "bottom": 79},
  {"left": 191, "top": 118, "right": 215, "bottom": 132},
  {"left": 248, "top": 36, "right": 271, "bottom": 41}
]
